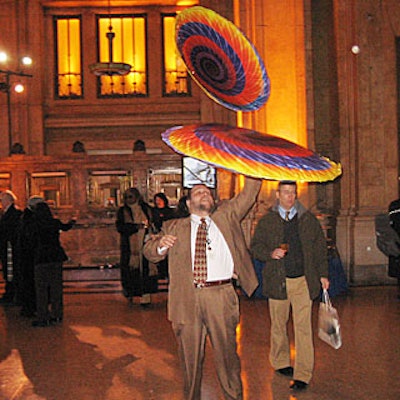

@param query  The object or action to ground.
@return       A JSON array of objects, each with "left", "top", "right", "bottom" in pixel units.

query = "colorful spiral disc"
[
  {"left": 176, "top": 6, "right": 270, "bottom": 112},
  {"left": 162, "top": 124, "right": 342, "bottom": 182}
]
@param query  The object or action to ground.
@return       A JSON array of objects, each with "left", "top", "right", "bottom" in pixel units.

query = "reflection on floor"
[{"left": 0, "top": 285, "right": 399, "bottom": 400}]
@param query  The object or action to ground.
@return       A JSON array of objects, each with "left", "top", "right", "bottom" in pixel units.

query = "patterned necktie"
[
  {"left": 193, "top": 218, "right": 208, "bottom": 285},
  {"left": 285, "top": 211, "right": 290, "bottom": 221}
]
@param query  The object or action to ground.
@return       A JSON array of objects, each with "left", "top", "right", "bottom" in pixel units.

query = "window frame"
[
  {"left": 53, "top": 15, "right": 83, "bottom": 100},
  {"left": 94, "top": 13, "right": 149, "bottom": 98},
  {"left": 161, "top": 12, "right": 191, "bottom": 97}
]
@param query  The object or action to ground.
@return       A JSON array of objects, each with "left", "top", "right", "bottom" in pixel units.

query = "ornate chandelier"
[{"left": 89, "top": 1, "right": 132, "bottom": 76}]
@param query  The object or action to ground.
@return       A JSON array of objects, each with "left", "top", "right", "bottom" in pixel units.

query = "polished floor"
[{"left": 0, "top": 282, "right": 399, "bottom": 400}]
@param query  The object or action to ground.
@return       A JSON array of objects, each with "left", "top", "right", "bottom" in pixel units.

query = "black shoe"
[
  {"left": 20, "top": 308, "right": 35, "bottom": 317},
  {"left": 276, "top": 367, "right": 294, "bottom": 377},
  {"left": 32, "top": 320, "right": 50, "bottom": 327},
  {"left": 0, "top": 297, "right": 13, "bottom": 305},
  {"left": 290, "top": 380, "right": 308, "bottom": 391},
  {"left": 50, "top": 317, "right": 63, "bottom": 325}
]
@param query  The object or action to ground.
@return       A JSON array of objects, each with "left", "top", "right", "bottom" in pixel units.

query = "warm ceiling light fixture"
[
  {"left": 14, "top": 83, "right": 25, "bottom": 93},
  {"left": 89, "top": 0, "right": 132, "bottom": 76}
]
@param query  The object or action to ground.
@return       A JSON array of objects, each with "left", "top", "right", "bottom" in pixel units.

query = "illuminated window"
[
  {"left": 54, "top": 16, "right": 83, "bottom": 99},
  {"left": 87, "top": 170, "right": 133, "bottom": 208},
  {"left": 29, "top": 172, "right": 71, "bottom": 208},
  {"left": 96, "top": 14, "right": 147, "bottom": 97},
  {"left": 0, "top": 173, "right": 11, "bottom": 192},
  {"left": 147, "top": 168, "right": 182, "bottom": 207},
  {"left": 162, "top": 14, "right": 190, "bottom": 96}
]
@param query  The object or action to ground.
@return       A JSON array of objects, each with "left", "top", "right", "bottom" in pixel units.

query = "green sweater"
[{"left": 250, "top": 201, "right": 328, "bottom": 300}]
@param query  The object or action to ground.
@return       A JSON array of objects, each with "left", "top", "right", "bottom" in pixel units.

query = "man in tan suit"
[{"left": 143, "top": 177, "right": 261, "bottom": 400}]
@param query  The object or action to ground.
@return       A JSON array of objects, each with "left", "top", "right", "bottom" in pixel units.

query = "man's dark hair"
[{"left": 278, "top": 181, "right": 297, "bottom": 191}]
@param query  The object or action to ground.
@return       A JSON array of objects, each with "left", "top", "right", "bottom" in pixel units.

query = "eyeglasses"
[{"left": 126, "top": 195, "right": 135, "bottom": 199}]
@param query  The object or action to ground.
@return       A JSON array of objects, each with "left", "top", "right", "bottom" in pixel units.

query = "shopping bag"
[{"left": 318, "top": 288, "right": 342, "bottom": 349}]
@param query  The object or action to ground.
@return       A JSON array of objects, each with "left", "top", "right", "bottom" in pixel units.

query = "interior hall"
[{"left": 0, "top": 0, "right": 400, "bottom": 399}]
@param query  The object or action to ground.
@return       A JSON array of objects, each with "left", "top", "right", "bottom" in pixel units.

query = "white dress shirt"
[
  {"left": 190, "top": 214, "right": 234, "bottom": 282},
  {"left": 278, "top": 205, "right": 297, "bottom": 221}
]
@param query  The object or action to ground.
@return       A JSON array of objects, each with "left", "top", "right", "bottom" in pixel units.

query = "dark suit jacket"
[
  {"left": 143, "top": 177, "right": 261, "bottom": 324},
  {"left": 389, "top": 198, "right": 400, "bottom": 278},
  {"left": 0, "top": 204, "right": 22, "bottom": 267}
]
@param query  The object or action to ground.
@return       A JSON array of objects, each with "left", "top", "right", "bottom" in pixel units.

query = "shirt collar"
[
  {"left": 191, "top": 214, "right": 211, "bottom": 226},
  {"left": 278, "top": 205, "right": 297, "bottom": 220}
]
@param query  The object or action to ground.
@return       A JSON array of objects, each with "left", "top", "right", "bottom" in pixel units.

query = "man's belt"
[{"left": 194, "top": 279, "right": 232, "bottom": 289}]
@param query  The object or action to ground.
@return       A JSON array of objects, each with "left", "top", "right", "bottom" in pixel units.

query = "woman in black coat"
[
  {"left": 152, "top": 192, "right": 175, "bottom": 232},
  {"left": 151, "top": 193, "right": 175, "bottom": 279},
  {"left": 29, "top": 202, "right": 75, "bottom": 326},
  {"left": 116, "top": 188, "right": 156, "bottom": 306}
]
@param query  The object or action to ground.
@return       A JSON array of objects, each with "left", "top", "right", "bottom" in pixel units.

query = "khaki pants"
[
  {"left": 172, "top": 284, "right": 243, "bottom": 400},
  {"left": 268, "top": 276, "right": 314, "bottom": 383}
]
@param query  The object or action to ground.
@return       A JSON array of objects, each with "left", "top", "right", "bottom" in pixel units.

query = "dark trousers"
[
  {"left": 34, "top": 262, "right": 63, "bottom": 321},
  {"left": 1, "top": 256, "right": 17, "bottom": 302},
  {"left": 20, "top": 262, "right": 36, "bottom": 314},
  {"left": 2, "top": 280, "right": 16, "bottom": 301}
]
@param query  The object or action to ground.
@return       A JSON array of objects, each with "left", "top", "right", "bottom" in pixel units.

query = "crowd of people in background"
[
  {"left": 0, "top": 190, "right": 75, "bottom": 327},
  {"left": 115, "top": 188, "right": 189, "bottom": 307},
  {"left": 0, "top": 187, "right": 190, "bottom": 324},
  {"left": 0, "top": 187, "right": 190, "bottom": 322}
]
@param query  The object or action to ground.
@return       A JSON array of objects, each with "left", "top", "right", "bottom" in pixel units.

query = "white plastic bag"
[{"left": 318, "top": 288, "right": 342, "bottom": 349}]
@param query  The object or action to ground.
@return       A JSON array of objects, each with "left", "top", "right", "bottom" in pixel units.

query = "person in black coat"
[
  {"left": 116, "top": 188, "right": 156, "bottom": 306},
  {"left": 0, "top": 190, "right": 23, "bottom": 304},
  {"left": 174, "top": 195, "right": 190, "bottom": 219},
  {"left": 389, "top": 198, "right": 400, "bottom": 298},
  {"left": 151, "top": 193, "right": 175, "bottom": 279},
  {"left": 152, "top": 193, "right": 175, "bottom": 232},
  {"left": 28, "top": 202, "right": 75, "bottom": 326},
  {"left": 18, "top": 196, "right": 45, "bottom": 317}
]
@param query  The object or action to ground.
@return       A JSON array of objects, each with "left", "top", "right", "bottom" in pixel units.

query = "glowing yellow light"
[
  {"left": 14, "top": 83, "right": 24, "bottom": 93},
  {"left": 21, "top": 56, "right": 32, "bottom": 66},
  {"left": 163, "top": 15, "right": 188, "bottom": 95},
  {"left": 176, "top": 1, "right": 198, "bottom": 6}
]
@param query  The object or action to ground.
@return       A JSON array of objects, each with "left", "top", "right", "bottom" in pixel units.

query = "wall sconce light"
[{"left": 14, "top": 83, "right": 25, "bottom": 93}]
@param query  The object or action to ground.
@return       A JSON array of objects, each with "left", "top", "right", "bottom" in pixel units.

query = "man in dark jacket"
[
  {"left": 0, "top": 190, "right": 22, "bottom": 304},
  {"left": 388, "top": 198, "right": 400, "bottom": 298},
  {"left": 18, "top": 196, "right": 45, "bottom": 316},
  {"left": 251, "top": 181, "right": 329, "bottom": 391}
]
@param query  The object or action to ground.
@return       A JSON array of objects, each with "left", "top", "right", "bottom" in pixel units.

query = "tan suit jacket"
[{"left": 143, "top": 177, "right": 261, "bottom": 324}]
